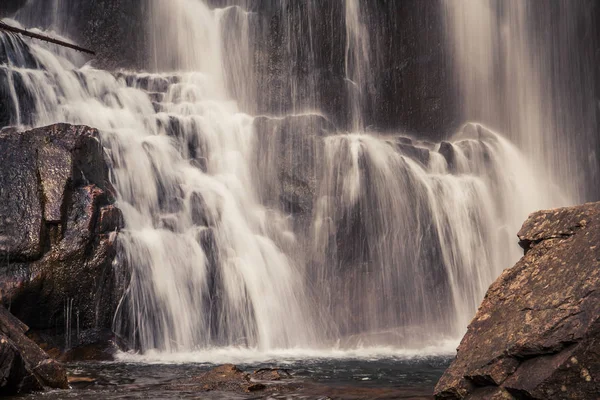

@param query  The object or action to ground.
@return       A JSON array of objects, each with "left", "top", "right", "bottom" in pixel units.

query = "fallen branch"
[{"left": 0, "top": 21, "right": 95, "bottom": 55}]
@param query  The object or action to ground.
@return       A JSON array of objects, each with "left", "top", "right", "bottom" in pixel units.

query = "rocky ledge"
[
  {"left": 0, "top": 124, "right": 124, "bottom": 392},
  {"left": 435, "top": 202, "right": 600, "bottom": 399}
]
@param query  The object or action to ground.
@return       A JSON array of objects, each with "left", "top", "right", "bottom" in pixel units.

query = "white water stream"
[{"left": 0, "top": 0, "right": 577, "bottom": 359}]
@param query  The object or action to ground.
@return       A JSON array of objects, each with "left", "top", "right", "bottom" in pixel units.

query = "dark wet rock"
[
  {"left": 166, "top": 364, "right": 297, "bottom": 394},
  {"left": 59, "top": 328, "right": 120, "bottom": 362},
  {"left": 0, "top": 306, "right": 68, "bottom": 394},
  {"left": 438, "top": 141, "right": 455, "bottom": 172},
  {"left": 435, "top": 202, "right": 600, "bottom": 399},
  {"left": 0, "top": 124, "right": 124, "bottom": 356},
  {"left": 396, "top": 136, "right": 413, "bottom": 145},
  {"left": 147, "top": 92, "right": 165, "bottom": 103},
  {"left": 98, "top": 205, "right": 124, "bottom": 234},
  {"left": 244, "top": 1, "right": 458, "bottom": 137},
  {"left": 155, "top": 115, "right": 205, "bottom": 162},
  {"left": 0, "top": 0, "right": 27, "bottom": 16},
  {"left": 253, "top": 114, "right": 336, "bottom": 222},
  {"left": 115, "top": 72, "right": 181, "bottom": 93},
  {"left": 158, "top": 215, "right": 180, "bottom": 233},
  {"left": 189, "top": 192, "right": 217, "bottom": 227},
  {"left": 166, "top": 364, "right": 256, "bottom": 392},
  {"left": 252, "top": 367, "right": 292, "bottom": 381},
  {"left": 151, "top": 102, "right": 163, "bottom": 113},
  {"left": 395, "top": 140, "right": 430, "bottom": 167},
  {"left": 0, "top": 334, "right": 41, "bottom": 395}
]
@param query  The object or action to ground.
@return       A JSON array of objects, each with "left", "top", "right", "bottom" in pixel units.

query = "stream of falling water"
[
  {"left": 0, "top": 0, "right": 576, "bottom": 360},
  {"left": 443, "top": 0, "right": 598, "bottom": 203}
]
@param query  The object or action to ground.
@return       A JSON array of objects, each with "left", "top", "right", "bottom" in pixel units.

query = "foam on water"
[{"left": 115, "top": 340, "right": 459, "bottom": 365}]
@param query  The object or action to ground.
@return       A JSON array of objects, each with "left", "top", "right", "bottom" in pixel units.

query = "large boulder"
[
  {"left": 435, "top": 202, "right": 600, "bottom": 399},
  {"left": 0, "top": 124, "right": 123, "bottom": 355}
]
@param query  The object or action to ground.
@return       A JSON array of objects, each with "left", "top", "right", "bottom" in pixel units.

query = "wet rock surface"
[
  {"left": 0, "top": 124, "right": 123, "bottom": 356},
  {"left": 253, "top": 114, "right": 335, "bottom": 222},
  {"left": 435, "top": 201, "right": 600, "bottom": 399},
  {"left": 165, "top": 364, "right": 296, "bottom": 394},
  {"left": 0, "top": 306, "right": 68, "bottom": 395}
]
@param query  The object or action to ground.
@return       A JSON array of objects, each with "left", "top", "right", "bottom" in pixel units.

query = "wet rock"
[
  {"left": 252, "top": 367, "right": 292, "bottom": 381},
  {"left": 438, "top": 141, "right": 455, "bottom": 172},
  {"left": 0, "top": 306, "right": 68, "bottom": 394},
  {"left": 189, "top": 192, "right": 217, "bottom": 227},
  {"left": 158, "top": 215, "right": 180, "bottom": 233},
  {"left": 166, "top": 364, "right": 258, "bottom": 393},
  {"left": 0, "top": 334, "right": 41, "bottom": 395},
  {"left": 435, "top": 202, "right": 600, "bottom": 399},
  {"left": 59, "top": 328, "right": 120, "bottom": 362},
  {"left": 395, "top": 140, "right": 430, "bottom": 167},
  {"left": 166, "top": 364, "right": 296, "bottom": 394},
  {"left": 0, "top": 124, "right": 124, "bottom": 356},
  {"left": 396, "top": 136, "right": 413, "bottom": 145},
  {"left": 98, "top": 205, "right": 124, "bottom": 233},
  {"left": 253, "top": 114, "right": 336, "bottom": 222},
  {"left": 147, "top": 92, "right": 165, "bottom": 103}
]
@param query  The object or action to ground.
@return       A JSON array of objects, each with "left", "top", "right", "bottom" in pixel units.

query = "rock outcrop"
[
  {"left": 253, "top": 114, "right": 335, "bottom": 223},
  {"left": 435, "top": 202, "right": 600, "bottom": 399},
  {"left": 0, "top": 124, "right": 123, "bottom": 355},
  {"left": 0, "top": 305, "right": 68, "bottom": 395}
]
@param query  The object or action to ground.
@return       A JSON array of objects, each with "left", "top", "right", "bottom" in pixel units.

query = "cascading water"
[
  {"left": 309, "top": 124, "right": 563, "bottom": 346},
  {"left": 443, "top": 0, "right": 599, "bottom": 203},
  {"left": 0, "top": 4, "right": 314, "bottom": 352},
  {"left": 344, "top": 0, "right": 370, "bottom": 132},
  {"left": 0, "top": 0, "right": 583, "bottom": 359}
]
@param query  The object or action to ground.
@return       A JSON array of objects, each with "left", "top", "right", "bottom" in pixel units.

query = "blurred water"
[
  {"left": 0, "top": 0, "right": 585, "bottom": 358},
  {"left": 13, "top": 356, "right": 452, "bottom": 399}
]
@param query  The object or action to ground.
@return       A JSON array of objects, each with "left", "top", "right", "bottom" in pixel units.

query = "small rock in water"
[
  {"left": 252, "top": 367, "right": 292, "bottom": 381},
  {"left": 165, "top": 364, "right": 297, "bottom": 394}
]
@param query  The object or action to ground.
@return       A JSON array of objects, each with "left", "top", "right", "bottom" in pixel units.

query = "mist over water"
[{"left": 0, "top": 0, "right": 592, "bottom": 361}]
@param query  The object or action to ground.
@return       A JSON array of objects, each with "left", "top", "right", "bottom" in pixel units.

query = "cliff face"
[
  {"left": 1, "top": 0, "right": 457, "bottom": 140},
  {"left": 435, "top": 202, "right": 600, "bottom": 399},
  {"left": 0, "top": 124, "right": 124, "bottom": 352}
]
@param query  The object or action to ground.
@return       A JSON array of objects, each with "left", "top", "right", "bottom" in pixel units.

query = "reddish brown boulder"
[
  {"left": 0, "top": 306, "right": 67, "bottom": 395},
  {"left": 435, "top": 202, "right": 600, "bottom": 399},
  {"left": 166, "top": 364, "right": 265, "bottom": 393},
  {"left": 0, "top": 124, "right": 124, "bottom": 357}
]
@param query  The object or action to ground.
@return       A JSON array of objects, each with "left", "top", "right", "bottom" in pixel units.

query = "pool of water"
[{"left": 13, "top": 355, "right": 452, "bottom": 399}]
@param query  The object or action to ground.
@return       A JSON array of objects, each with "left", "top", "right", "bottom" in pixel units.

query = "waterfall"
[
  {"left": 344, "top": 0, "right": 370, "bottom": 132},
  {"left": 443, "top": 0, "right": 599, "bottom": 203},
  {"left": 0, "top": 0, "right": 584, "bottom": 357},
  {"left": 309, "top": 125, "right": 563, "bottom": 345},
  {"left": 0, "top": 6, "right": 315, "bottom": 352}
]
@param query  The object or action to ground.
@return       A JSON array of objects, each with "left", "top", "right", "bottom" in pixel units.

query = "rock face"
[
  {"left": 435, "top": 202, "right": 600, "bottom": 399},
  {"left": 253, "top": 114, "right": 335, "bottom": 224},
  {"left": 0, "top": 124, "right": 123, "bottom": 354},
  {"left": 0, "top": 306, "right": 68, "bottom": 395}
]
